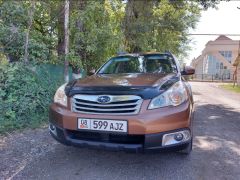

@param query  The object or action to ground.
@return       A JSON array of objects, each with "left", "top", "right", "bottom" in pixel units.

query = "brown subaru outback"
[{"left": 49, "top": 52, "right": 195, "bottom": 154}]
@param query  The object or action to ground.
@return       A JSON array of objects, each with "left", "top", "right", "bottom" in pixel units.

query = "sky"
[{"left": 186, "top": 0, "right": 240, "bottom": 65}]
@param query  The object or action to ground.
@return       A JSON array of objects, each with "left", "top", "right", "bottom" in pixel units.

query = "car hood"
[
  {"left": 66, "top": 73, "right": 179, "bottom": 99},
  {"left": 75, "top": 73, "right": 174, "bottom": 87}
]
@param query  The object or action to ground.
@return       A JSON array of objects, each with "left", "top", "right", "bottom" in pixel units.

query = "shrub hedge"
[{"left": 0, "top": 63, "right": 63, "bottom": 133}]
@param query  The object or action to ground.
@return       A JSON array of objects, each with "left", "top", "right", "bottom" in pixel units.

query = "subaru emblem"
[{"left": 97, "top": 96, "right": 111, "bottom": 104}]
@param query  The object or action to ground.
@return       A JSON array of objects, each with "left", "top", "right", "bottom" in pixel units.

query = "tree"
[
  {"left": 0, "top": 0, "right": 220, "bottom": 68},
  {"left": 151, "top": 0, "right": 200, "bottom": 56},
  {"left": 123, "top": 0, "right": 154, "bottom": 52},
  {"left": 24, "top": 0, "right": 35, "bottom": 64},
  {"left": 70, "top": 0, "right": 124, "bottom": 71},
  {"left": 122, "top": 0, "right": 219, "bottom": 60},
  {"left": 196, "top": 0, "right": 220, "bottom": 9},
  {"left": 69, "top": 0, "right": 87, "bottom": 73},
  {"left": 0, "top": 1, "right": 54, "bottom": 63}
]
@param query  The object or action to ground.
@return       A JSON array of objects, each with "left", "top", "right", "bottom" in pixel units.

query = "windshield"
[{"left": 98, "top": 54, "right": 178, "bottom": 74}]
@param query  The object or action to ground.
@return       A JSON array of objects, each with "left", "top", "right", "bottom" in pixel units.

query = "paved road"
[{"left": 1, "top": 82, "right": 240, "bottom": 180}]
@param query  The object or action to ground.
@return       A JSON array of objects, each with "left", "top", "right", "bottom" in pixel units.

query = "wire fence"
[{"left": 187, "top": 73, "right": 233, "bottom": 82}]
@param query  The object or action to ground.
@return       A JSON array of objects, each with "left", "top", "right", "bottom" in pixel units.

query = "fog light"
[
  {"left": 50, "top": 124, "right": 55, "bottom": 131},
  {"left": 162, "top": 130, "right": 191, "bottom": 146},
  {"left": 174, "top": 133, "right": 183, "bottom": 141},
  {"left": 49, "top": 124, "right": 57, "bottom": 136}
]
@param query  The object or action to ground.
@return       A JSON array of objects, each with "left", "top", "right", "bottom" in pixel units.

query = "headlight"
[
  {"left": 54, "top": 83, "right": 67, "bottom": 107},
  {"left": 148, "top": 81, "right": 188, "bottom": 109}
]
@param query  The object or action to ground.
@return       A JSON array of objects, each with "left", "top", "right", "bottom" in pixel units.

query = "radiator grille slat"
[{"left": 72, "top": 95, "right": 143, "bottom": 115}]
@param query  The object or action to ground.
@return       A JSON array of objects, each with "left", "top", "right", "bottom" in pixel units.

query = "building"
[{"left": 191, "top": 35, "right": 240, "bottom": 80}]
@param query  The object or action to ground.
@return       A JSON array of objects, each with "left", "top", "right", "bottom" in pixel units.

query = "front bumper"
[
  {"left": 49, "top": 99, "right": 193, "bottom": 135},
  {"left": 49, "top": 98, "right": 193, "bottom": 152},
  {"left": 49, "top": 125, "right": 192, "bottom": 153}
]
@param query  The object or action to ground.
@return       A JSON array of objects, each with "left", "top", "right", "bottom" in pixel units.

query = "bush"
[{"left": 0, "top": 63, "right": 63, "bottom": 133}]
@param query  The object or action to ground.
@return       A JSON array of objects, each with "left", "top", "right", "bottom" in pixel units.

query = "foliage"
[
  {"left": 0, "top": 63, "right": 63, "bottom": 133},
  {"left": 196, "top": 0, "right": 220, "bottom": 9},
  {"left": 0, "top": 1, "right": 56, "bottom": 62},
  {"left": 67, "top": 51, "right": 83, "bottom": 70},
  {"left": 70, "top": 0, "right": 125, "bottom": 70},
  {"left": 0, "top": 0, "right": 219, "bottom": 68},
  {"left": 123, "top": 0, "right": 203, "bottom": 61}
]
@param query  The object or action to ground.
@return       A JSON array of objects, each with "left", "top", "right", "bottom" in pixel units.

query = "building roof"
[{"left": 215, "top": 35, "right": 232, "bottom": 41}]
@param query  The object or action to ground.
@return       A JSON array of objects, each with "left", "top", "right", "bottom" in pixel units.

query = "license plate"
[{"left": 78, "top": 118, "right": 127, "bottom": 133}]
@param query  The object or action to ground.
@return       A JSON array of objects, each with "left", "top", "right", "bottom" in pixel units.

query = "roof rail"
[
  {"left": 164, "top": 50, "right": 172, "bottom": 55},
  {"left": 116, "top": 51, "right": 128, "bottom": 56}
]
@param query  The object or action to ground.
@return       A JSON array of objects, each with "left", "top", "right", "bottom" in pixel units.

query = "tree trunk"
[
  {"left": 73, "top": 0, "right": 87, "bottom": 72},
  {"left": 57, "top": 2, "right": 65, "bottom": 57},
  {"left": 63, "top": 0, "right": 70, "bottom": 83},
  {"left": 24, "top": 0, "right": 35, "bottom": 64}
]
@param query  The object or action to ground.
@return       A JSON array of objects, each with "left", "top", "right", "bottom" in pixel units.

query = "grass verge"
[{"left": 220, "top": 84, "right": 240, "bottom": 93}]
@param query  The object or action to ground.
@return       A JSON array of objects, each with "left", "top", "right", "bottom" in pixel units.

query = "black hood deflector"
[{"left": 65, "top": 75, "right": 180, "bottom": 100}]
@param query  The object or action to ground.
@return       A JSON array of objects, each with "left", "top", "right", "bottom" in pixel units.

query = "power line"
[{"left": 188, "top": 33, "right": 240, "bottom": 36}]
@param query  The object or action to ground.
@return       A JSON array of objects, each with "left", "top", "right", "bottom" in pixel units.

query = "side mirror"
[
  {"left": 181, "top": 66, "right": 195, "bottom": 75},
  {"left": 87, "top": 69, "right": 96, "bottom": 76}
]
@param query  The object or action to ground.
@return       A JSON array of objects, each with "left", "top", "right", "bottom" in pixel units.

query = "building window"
[
  {"left": 219, "top": 51, "right": 232, "bottom": 63},
  {"left": 216, "top": 62, "right": 219, "bottom": 69},
  {"left": 220, "top": 63, "right": 223, "bottom": 69}
]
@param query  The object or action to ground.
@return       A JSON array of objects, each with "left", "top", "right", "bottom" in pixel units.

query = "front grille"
[
  {"left": 67, "top": 130, "right": 145, "bottom": 144},
  {"left": 72, "top": 94, "right": 143, "bottom": 115}
]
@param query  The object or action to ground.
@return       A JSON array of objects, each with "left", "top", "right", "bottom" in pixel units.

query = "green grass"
[{"left": 220, "top": 84, "right": 240, "bottom": 93}]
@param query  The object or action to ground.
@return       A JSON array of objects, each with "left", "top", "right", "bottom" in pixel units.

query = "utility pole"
[{"left": 63, "top": 0, "right": 69, "bottom": 82}]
